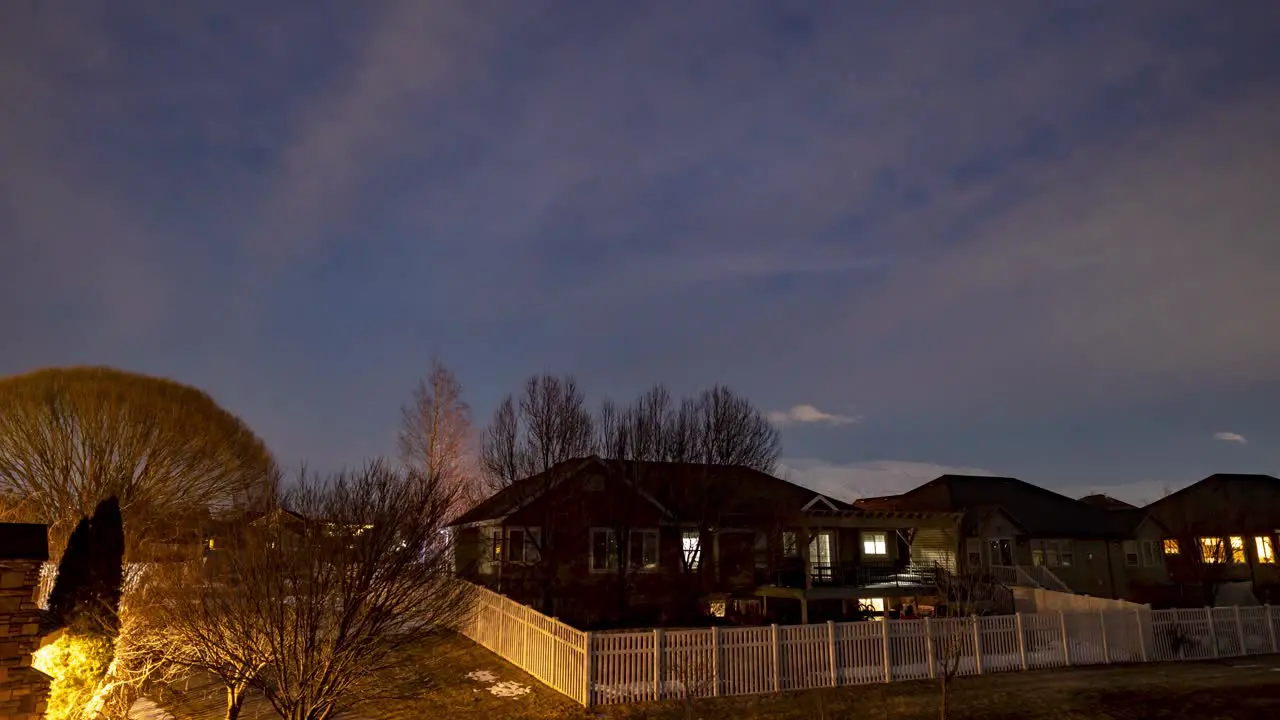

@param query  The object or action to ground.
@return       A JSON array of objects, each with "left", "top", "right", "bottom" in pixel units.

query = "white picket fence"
[{"left": 464, "top": 585, "right": 1280, "bottom": 707}]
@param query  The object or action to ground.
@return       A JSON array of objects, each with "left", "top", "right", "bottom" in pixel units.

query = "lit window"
[
  {"left": 682, "top": 530, "right": 701, "bottom": 570},
  {"left": 1256, "top": 536, "right": 1276, "bottom": 564},
  {"left": 490, "top": 528, "right": 503, "bottom": 562},
  {"left": 590, "top": 528, "right": 617, "bottom": 572},
  {"left": 1163, "top": 538, "right": 1179, "bottom": 555},
  {"left": 630, "top": 529, "right": 659, "bottom": 570},
  {"left": 782, "top": 531, "right": 799, "bottom": 557},
  {"left": 1229, "top": 536, "right": 1246, "bottom": 564},
  {"left": 1199, "top": 537, "right": 1223, "bottom": 564},
  {"left": 862, "top": 531, "right": 888, "bottom": 556},
  {"left": 1123, "top": 540, "right": 1139, "bottom": 567},
  {"left": 859, "top": 597, "right": 885, "bottom": 613}
]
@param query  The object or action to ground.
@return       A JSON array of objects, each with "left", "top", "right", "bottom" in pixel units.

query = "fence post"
[
  {"left": 972, "top": 617, "right": 983, "bottom": 675},
  {"left": 881, "top": 619, "right": 892, "bottom": 683},
  {"left": 712, "top": 626, "right": 721, "bottom": 697},
  {"left": 1267, "top": 604, "right": 1278, "bottom": 654},
  {"left": 1207, "top": 607, "right": 1219, "bottom": 659},
  {"left": 770, "top": 624, "right": 781, "bottom": 693},
  {"left": 1059, "top": 611, "right": 1071, "bottom": 666},
  {"left": 523, "top": 606, "right": 531, "bottom": 668},
  {"left": 582, "top": 631, "right": 593, "bottom": 707},
  {"left": 827, "top": 621, "right": 839, "bottom": 687},
  {"left": 1015, "top": 612, "right": 1027, "bottom": 670},
  {"left": 924, "top": 617, "right": 936, "bottom": 679},
  {"left": 653, "top": 629, "right": 663, "bottom": 701},
  {"left": 1234, "top": 605, "right": 1246, "bottom": 656},
  {"left": 1135, "top": 609, "right": 1148, "bottom": 663},
  {"left": 1100, "top": 611, "right": 1110, "bottom": 664}
]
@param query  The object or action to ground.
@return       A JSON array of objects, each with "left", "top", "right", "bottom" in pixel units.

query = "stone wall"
[{"left": 0, "top": 524, "right": 51, "bottom": 720}]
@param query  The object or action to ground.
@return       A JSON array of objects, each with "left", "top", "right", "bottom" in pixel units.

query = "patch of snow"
[
  {"left": 127, "top": 698, "right": 176, "bottom": 720},
  {"left": 466, "top": 670, "right": 498, "bottom": 683},
  {"left": 489, "top": 681, "right": 531, "bottom": 697}
]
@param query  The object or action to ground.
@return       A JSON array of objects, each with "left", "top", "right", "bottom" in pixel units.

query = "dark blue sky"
[{"left": 4, "top": 1, "right": 1280, "bottom": 503}]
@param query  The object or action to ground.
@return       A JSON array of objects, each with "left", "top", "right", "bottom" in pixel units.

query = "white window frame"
[
  {"left": 1256, "top": 535, "right": 1276, "bottom": 564},
  {"left": 629, "top": 528, "right": 660, "bottom": 572},
  {"left": 1140, "top": 539, "right": 1160, "bottom": 567},
  {"left": 862, "top": 531, "right": 888, "bottom": 557},
  {"left": 589, "top": 528, "right": 617, "bottom": 573},
  {"left": 682, "top": 529, "right": 701, "bottom": 571},
  {"left": 965, "top": 538, "right": 982, "bottom": 566},
  {"left": 506, "top": 526, "right": 541, "bottom": 564},
  {"left": 1123, "top": 540, "right": 1139, "bottom": 567}
]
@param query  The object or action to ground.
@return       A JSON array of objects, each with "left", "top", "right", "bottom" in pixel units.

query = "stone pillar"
[{"left": 0, "top": 524, "right": 51, "bottom": 720}]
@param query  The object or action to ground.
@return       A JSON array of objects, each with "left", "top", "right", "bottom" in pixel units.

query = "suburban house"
[
  {"left": 1141, "top": 473, "right": 1280, "bottom": 606},
  {"left": 449, "top": 456, "right": 963, "bottom": 629},
  {"left": 855, "top": 475, "right": 1171, "bottom": 602}
]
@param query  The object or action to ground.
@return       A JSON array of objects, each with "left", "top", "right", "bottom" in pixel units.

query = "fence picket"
[{"left": 461, "top": 584, "right": 1280, "bottom": 709}]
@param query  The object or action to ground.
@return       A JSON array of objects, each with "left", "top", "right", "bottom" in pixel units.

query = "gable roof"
[
  {"left": 450, "top": 456, "right": 855, "bottom": 527},
  {"left": 1080, "top": 494, "right": 1137, "bottom": 511},
  {"left": 858, "top": 474, "right": 1138, "bottom": 538},
  {"left": 1143, "top": 473, "right": 1280, "bottom": 508}
]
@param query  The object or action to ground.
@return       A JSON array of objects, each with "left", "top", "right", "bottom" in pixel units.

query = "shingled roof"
[
  {"left": 856, "top": 474, "right": 1143, "bottom": 538},
  {"left": 451, "top": 456, "right": 854, "bottom": 527}
]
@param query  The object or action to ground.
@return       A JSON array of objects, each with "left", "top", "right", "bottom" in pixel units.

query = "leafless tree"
[
  {"left": 478, "top": 374, "right": 596, "bottom": 613},
  {"left": 398, "top": 356, "right": 483, "bottom": 519},
  {"left": 0, "top": 367, "right": 277, "bottom": 559},
  {"left": 931, "top": 565, "right": 1000, "bottom": 720},
  {"left": 140, "top": 462, "right": 469, "bottom": 720},
  {"left": 128, "top": 560, "right": 271, "bottom": 720}
]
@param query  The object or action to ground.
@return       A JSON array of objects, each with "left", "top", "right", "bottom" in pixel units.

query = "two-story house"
[
  {"left": 1142, "top": 473, "right": 1280, "bottom": 606},
  {"left": 449, "top": 456, "right": 962, "bottom": 629},
  {"left": 856, "top": 475, "right": 1169, "bottom": 601}
]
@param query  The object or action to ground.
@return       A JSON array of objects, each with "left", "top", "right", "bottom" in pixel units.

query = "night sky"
[{"left": 4, "top": 1, "right": 1280, "bottom": 505}]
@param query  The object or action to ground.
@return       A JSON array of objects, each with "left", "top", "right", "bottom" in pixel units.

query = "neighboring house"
[
  {"left": 449, "top": 456, "right": 962, "bottom": 629},
  {"left": 856, "top": 475, "right": 1170, "bottom": 600},
  {"left": 1142, "top": 473, "right": 1280, "bottom": 606}
]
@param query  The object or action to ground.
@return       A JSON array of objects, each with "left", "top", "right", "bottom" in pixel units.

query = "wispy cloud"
[
  {"left": 1213, "top": 432, "right": 1247, "bottom": 444},
  {"left": 768, "top": 405, "right": 859, "bottom": 427},
  {"left": 778, "top": 458, "right": 997, "bottom": 502}
]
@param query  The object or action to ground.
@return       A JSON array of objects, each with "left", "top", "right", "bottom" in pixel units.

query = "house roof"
[
  {"left": 1079, "top": 494, "right": 1138, "bottom": 511},
  {"left": 1143, "top": 473, "right": 1280, "bottom": 508},
  {"left": 0, "top": 523, "right": 48, "bottom": 560},
  {"left": 450, "top": 456, "right": 861, "bottom": 527},
  {"left": 856, "top": 474, "right": 1139, "bottom": 538}
]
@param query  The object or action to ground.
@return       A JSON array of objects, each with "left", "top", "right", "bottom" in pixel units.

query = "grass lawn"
[{"left": 140, "top": 635, "right": 1280, "bottom": 720}]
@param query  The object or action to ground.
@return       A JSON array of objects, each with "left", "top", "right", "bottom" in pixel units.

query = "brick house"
[
  {"left": 0, "top": 523, "right": 51, "bottom": 720},
  {"left": 856, "top": 475, "right": 1170, "bottom": 601},
  {"left": 1142, "top": 473, "right": 1280, "bottom": 606},
  {"left": 449, "top": 456, "right": 961, "bottom": 629}
]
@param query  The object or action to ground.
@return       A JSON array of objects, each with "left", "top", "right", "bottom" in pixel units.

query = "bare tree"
[
  {"left": 0, "top": 367, "right": 277, "bottom": 559},
  {"left": 477, "top": 374, "right": 596, "bottom": 614},
  {"left": 130, "top": 560, "right": 271, "bottom": 720},
  {"left": 931, "top": 566, "right": 1000, "bottom": 720},
  {"left": 399, "top": 356, "right": 483, "bottom": 518}
]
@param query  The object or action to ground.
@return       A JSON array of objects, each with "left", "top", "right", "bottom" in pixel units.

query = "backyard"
[{"left": 136, "top": 633, "right": 1280, "bottom": 719}]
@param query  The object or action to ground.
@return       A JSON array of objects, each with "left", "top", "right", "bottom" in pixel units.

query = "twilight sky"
[{"left": 4, "top": 1, "right": 1280, "bottom": 506}]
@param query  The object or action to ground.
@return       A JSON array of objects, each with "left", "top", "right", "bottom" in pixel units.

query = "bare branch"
[{"left": 398, "top": 356, "right": 483, "bottom": 518}]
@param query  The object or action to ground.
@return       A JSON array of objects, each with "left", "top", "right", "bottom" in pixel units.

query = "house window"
[
  {"left": 1123, "top": 540, "right": 1139, "bottom": 567},
  {"left": 1163, "top": 538, "right": 1180, "bottom": 555},
  {"left": 1256, "top": 536, "right": 1276, "bottom": 564},
  {"left": 753, "top": 532, "right": 769, "bottom": 569},
  {"left": 1199, "top": 537, "right": 1223, "bottom": 564},
  {"left": 682, "top": 530, "right": 701, "bottom": 571},
  {"left": 590, "top": 528, "right": 618, "bottom": 572},
  {"left": 1059, "top": 540, "right": 1074, "bottom": 567},
  {"left": 858, "top": 597, "right": 885, "bottom": 613},
  {"left": 1141, "top": 540, "right": 1160, "bottom": 567},
  {"left": 782, "top": 532, "right": 799, "bottom": 557},
  {"left": 810, "top": 531, "right": 834, "bottom": 568},
  {"left": 630, "top": 529, "right": 659, "bottom": 571},
  {"left": 1229, "top": 536, "right": 1246, "bottom": 564},
  {"left": 1030, "top": 539, "right": 1073, "bottom": 568},
  {"left": 965, "top": 538, "right": 981, "bottom": 566},
  {"left": 862, "top": 531, "right": 888, "bottom": 557},
  {"left": 490, "top": 528, "right": 503, "bottom": 562},
  {"left": 507, "top": 527, "right": 540, "bottom": 564}
]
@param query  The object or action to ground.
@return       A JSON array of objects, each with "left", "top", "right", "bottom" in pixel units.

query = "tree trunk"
[
  {"left": 938, "top": 674, "right": 949, "bottom": 720},
  {"left": 225, "top": 684, "right": 244, "bottom": 720}
]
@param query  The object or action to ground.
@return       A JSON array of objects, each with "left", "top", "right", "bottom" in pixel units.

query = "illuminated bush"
[{"left": 32, "top": 632, "right": 115, "bottom": 720}]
